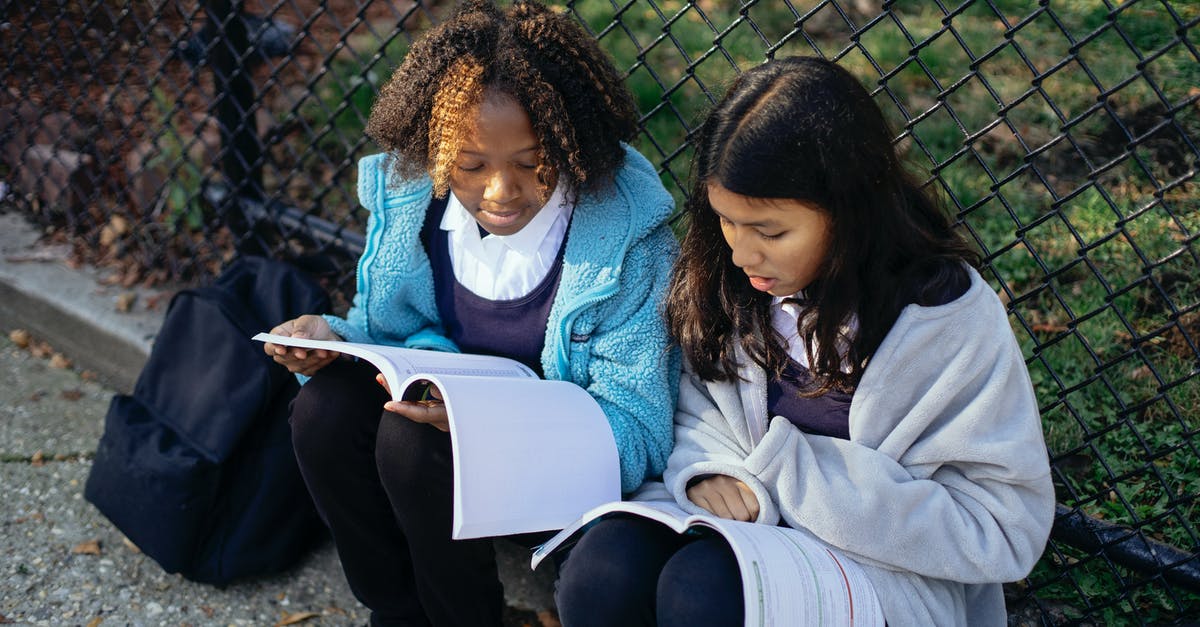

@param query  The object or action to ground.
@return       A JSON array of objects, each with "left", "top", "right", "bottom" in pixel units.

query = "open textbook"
[
  {"left": 252, "top": 333, "right": 621, "bottom": 540},
  {"left": 532, "top": 500, "right": 884, "bottom": 627}
]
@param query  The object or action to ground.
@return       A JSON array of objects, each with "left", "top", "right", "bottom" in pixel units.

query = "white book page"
[
  {"left": 252, "top": 333, "right": 536, "bottom": 399},
  {"left": 414, "top": 373, "right": 621, "bottom": 540},
  {"left": 530, "top": 500, "right": 693, "bottom": 569},
  {"left": 701, "top": 519, "right": 884, "bottom": 627}
]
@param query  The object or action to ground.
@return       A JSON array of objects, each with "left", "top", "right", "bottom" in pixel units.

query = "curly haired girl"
[
  {"left": 263, "top": 2, "right": 679, "bottom": 625},
  {"left": 554, "top": 56, "right": 1054, "bottom": 627}
]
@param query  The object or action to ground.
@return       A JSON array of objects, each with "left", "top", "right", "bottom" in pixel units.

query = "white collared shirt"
[
  {"left": 439, "top": 183, "right": 572, "bottom": 300},
  {"left": 772, "top": 294, "right": 812, "bottom": 368},
  {"left": 770, "top": 294, "right": 857, "bottom": 372}
]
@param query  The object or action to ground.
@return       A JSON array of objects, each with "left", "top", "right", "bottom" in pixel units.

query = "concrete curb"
[{"left": 0, "top": 213, "right": 162, "bottom": 394}]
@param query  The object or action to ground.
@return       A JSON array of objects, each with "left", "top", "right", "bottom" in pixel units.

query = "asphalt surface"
[{"left": 0, "top": 211, "right": 556, "bottom": 626}]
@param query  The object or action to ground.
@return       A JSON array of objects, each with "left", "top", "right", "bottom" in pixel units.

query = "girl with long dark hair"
[{"left": 555, "top": 56, "right": 1053, "bottom": 627}]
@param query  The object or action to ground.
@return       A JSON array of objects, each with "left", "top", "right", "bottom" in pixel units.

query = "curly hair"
[
  {"left": 666, "top": 56, "right": 980, "bottom": 394},
  {"left": 365, "top": 0, "right": 639, "bottom": 197}
]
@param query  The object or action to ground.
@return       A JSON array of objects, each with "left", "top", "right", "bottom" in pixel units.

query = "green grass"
[
  {"left": 143, "top": 87, "right": 208, "bottom": 232},
  {"left": 561, "top": 2, "right": 1200, "bottom": 620}
]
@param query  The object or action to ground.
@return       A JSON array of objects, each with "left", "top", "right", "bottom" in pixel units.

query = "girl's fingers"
[
  {"left": 386, "top": 400, "right": 450, "bottom": 432},
  {"left": 693, "top": 494, "right": 721, "bottom": 518},
  {"left": 723, "top": 491, "right": 753, "bottom": 522},
  {"left": 689, "top": 476, "right": 757, "bottom": 521},
  {"left": 737, "top": 482, "right": 761, "bottom": 520},
  {"left": 711, "top": 486, "right": 750, "bottom": 521},
  {"left": 694, "top": 489, "right": 734, "bottom": 519}
]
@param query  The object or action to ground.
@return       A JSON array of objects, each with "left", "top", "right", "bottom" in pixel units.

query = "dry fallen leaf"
[
  {"left": 14, "top": 512, "right": 46, "bottom": 524},
  {"left": 99, "top": 223, "right": 118, "bottom": 247},
  {"left": 86, "top": 616, "right": 102, "bottom": 627},
  {"left": 31, "top": 451, "right": 45, "bottom": 467},
  {"left": 110, "top": 215, "right": 130, "bottom": 236},
  {"left": 537, "top": 610, "right": 563, "bottom": 627},
  {"left": 115, "top": 291, "right": 137, "bottom": 313},
  {"left": 72, "top": 539, "right": 102, "bottom": 555},
  {"left": 50, "top": 353, "right": 72, "bottom": 369},
  {"left": 120, "top": 268, "right": 142, "bottom": 288},
  {"left": 121, "top": 537, "right": 142, "bottom": 553},
  {"left": 145, "top": 291, "right": 171, "bottom": 311},
  {"left": 29, "top": 340, "right": 53, "bottom": 358},
  {"left": 9, "top": 329, "right": 30, "bottom": 348},
  {"left": 274, "top": 611, "right": 320, "bottom": 626},
  {"left": 61, "top": 389, "right": 84, "bottom": 401},
  {"left": 0, "top": 612, "right": 14, "bottom": 624}
]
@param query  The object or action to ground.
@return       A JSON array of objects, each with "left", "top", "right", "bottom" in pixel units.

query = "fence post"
[{"left": 205, "top": 0, "right": 262, "bottom": 205}]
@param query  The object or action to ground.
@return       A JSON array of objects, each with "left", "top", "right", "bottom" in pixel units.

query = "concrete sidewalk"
[{"left": 0, "top": 211, "right": 555, "bottom": 626}]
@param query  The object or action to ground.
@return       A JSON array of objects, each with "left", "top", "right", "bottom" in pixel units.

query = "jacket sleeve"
[
  {"left": 322, "top": 153, "right": 456, "bottom": 353},
  {"left": 664, "top": 364, "right": 783, "bottom": 526},
  {"left": 583, "top": 224, "right": 680, "bottom": 493},
  {"left": 748, "top": 303, "right": 1054, "bottom": 584}
]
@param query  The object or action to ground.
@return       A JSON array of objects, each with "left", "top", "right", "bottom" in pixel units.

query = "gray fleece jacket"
[{"left": 661, "top": 266, "right": 1055, "bottom": 626}]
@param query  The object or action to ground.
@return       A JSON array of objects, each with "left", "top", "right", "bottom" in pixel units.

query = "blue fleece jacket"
[{"left": 325, "top": 145, "right": 680, "bottom": 492}]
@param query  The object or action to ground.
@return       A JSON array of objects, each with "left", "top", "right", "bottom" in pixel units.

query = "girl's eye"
[
  {"left": 517, "top": 163, "right": 538, "bottom": 171},
  {"left": 457, "top": 163, "right": 484, "bottom": 173},
  {"left": 759, "top": 231, "right": 784, "bottom": 240}
]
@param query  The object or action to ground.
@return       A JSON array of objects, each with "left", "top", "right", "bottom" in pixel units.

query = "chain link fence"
[{"left": 2, "top": 0, "right": 1197, "bottom": 623}]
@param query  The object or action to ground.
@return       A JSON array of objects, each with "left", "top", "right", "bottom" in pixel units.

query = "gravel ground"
[{"left": 0, "top": 336, "right": 370, "bottom": 626}]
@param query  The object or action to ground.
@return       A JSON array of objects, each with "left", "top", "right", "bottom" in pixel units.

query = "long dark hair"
[{"left": 666, "top": 56, "right": 979, "bottom": 393}]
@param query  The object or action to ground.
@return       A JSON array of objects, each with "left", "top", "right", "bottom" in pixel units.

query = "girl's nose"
[
  {"left": 483, "top": 170, "right": 520, "bottom": 205},
  {"left": 724, "top": 229, "right": 755, "bottom": 269}
]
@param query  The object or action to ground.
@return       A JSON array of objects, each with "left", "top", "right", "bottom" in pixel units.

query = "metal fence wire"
[{"left": 2, "top": 0, "right": 1198, "bottom": 623}]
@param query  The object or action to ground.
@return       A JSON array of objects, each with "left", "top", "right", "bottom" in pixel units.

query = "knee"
[
  {"left": 374, "top": 415, "right": 449, "bottom": 505},
  {"left": 290, "top": 363, "right": 380, "bottom": 463},
  {"left": 656, "top": 538, "right": 743, "bottom": 627},
  {"left": 290, "top": 379, "right": 341, "bottom": 461},
  {"left": 555, "top": 518, "right": 664, "bottom": 626}
]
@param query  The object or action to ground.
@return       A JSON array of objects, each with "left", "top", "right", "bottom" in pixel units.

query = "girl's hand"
[
  {"left": 264, "top": 315, "right": 342, "bottom": 375},
  {"left": 381, "top": 376, "right": 450, "bottom": 432},
  {"left": 686, "top": 475, "right": 760, "bottom": 522}
]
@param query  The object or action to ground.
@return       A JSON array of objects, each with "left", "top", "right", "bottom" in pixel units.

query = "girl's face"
[
  {"left": 708, "top": 183, "right": 832, "bottom": 297},
  {"left": 449, "top": 90, "right": 556, "bottom": 236}
]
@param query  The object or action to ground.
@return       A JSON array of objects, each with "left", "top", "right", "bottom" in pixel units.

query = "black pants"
[
  {"left": 554, "top": 516, "right": 744, "bottom": 627},
  {"left": 291, "top": 358, "right": 517, "bottom": 627}
]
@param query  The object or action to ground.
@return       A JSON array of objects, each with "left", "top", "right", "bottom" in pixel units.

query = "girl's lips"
[
  {"left": 478, "top": 208, "right": 522, "bottom": 228},
  {"left": 748, "top": 276, "right": 776, "bottom": 292}
]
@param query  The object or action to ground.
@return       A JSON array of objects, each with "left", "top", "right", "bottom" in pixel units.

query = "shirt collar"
[
  {"left": 773, "top": 292, "right": 805, "bottom": 317},
  {"left": 772, "top": 292, "right": 858, "bottom": 373},
  {"left": 440, "top": 182, "right": 571, "bottom": 256}
]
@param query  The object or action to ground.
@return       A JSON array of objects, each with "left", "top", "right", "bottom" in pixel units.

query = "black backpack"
[{"left": 85, "top": 256, "right": 331, "bottom": 585}]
